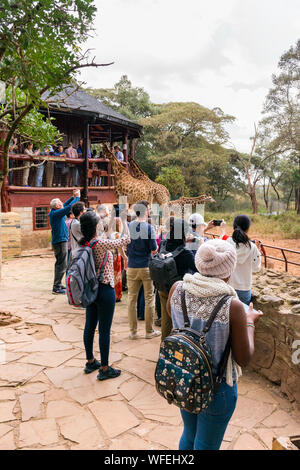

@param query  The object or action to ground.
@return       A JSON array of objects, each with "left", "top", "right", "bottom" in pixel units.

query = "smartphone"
[{"left": 213, "top": 219, "right": 223, "bottom": 226}]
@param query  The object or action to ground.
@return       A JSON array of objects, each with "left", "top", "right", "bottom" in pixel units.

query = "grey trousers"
[{"left": 52, "top": 242, "right": 68, "bottom": 289}]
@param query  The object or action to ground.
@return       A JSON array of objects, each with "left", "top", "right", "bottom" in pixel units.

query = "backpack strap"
[
  {"left": 202, "top": 295, "right": 230, "bottom": 334},
  {"left": 181, "top": 288, "right": 191, "bottom": 328},
  {"left": 97, "top": 251, "right": 109, "bottom": 280}
]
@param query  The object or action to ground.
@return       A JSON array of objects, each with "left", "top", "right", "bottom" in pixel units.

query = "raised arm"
[{"left": 230, "top": 299, "right": 263, "bottom": 368}]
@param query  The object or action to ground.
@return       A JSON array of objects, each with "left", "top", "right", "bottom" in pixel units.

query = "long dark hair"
[
  {"left": 166, "top": 218, "right": 188, "bottom": 249},
  {"left": 79, "top": 211, "right": 99, "bottom": 245},
  {"left": 232, "top": 215, "right": 251, "bottom": 248}
]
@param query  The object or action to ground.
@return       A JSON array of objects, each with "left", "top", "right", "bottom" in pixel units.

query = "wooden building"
[{"left": 1, "top": 87, "right": 143, "bottom": 237}]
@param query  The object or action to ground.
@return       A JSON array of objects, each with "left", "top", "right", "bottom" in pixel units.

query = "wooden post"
[
  {"left": 130, "top": 138, "right": 135, "bottom": 159},
  {"left": 123, "top": 130, "right": 128, "bottom": 163},
  {"left": 83, "top": 122, "right": 89, "bottom": 206}
]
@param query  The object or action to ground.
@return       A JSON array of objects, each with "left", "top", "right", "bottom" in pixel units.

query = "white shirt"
[{"left": 227, "top": 237, "right": 261, "bottom": 291}]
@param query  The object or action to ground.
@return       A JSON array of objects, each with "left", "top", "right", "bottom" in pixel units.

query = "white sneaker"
[
  {"left": 145, "top": 330, "right": 161, "bottom": 339},
  {"left": 129, "top": 332, "right": 138, "bottom": 340}
]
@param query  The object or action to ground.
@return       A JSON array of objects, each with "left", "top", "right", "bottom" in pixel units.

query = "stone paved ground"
[{"left": 0, "top": 252, "right": 299, "bottom": 450}]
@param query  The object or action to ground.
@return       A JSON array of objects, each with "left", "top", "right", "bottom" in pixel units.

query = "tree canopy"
[{"left": 0, "top": 0, "right": 109, "bottom": 187}]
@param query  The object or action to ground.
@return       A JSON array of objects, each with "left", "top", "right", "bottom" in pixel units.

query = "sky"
[{"left": 79, "top": 0, "right": 300, "bottom": 152}]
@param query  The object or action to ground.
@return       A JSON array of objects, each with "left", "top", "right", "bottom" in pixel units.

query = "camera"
[{"left": 213, "top": 219, "right": 223, "bottom": 226}]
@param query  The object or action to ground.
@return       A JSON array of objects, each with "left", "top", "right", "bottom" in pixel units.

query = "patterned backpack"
[{"left": 155, "top": 289, "right": 231, "bottom": 414}]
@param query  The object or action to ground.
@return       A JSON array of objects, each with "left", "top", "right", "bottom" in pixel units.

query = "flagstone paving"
[{"left": 0, "top": 253, "right": 299, "bottom": 450}]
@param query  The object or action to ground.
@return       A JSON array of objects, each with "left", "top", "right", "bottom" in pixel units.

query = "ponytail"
[
  {"left": 79, "top": 211, "right": 100, "bottom": 245},
  {"left": 232, "top": 215, "right": 251, "bottom": 248}
]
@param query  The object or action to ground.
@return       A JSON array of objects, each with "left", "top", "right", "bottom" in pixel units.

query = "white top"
[
  {"left": 70, "top": 219, "right": 82, "bottom": 254},
  {"left": 227, "top": 237, "right": 261, "bottom": 291}
]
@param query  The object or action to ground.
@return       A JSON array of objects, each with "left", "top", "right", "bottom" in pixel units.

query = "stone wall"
[
  {"left": 0, "top": 212, "right": 22, "bottom": 260},
  {"left": 250, "top": 269, "right": 300, "bottom": 405},
  {"left": 12, "top": 207, "right": 33, "bottom": 233}
]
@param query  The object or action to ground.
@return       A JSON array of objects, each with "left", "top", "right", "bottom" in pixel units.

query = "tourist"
[
  {"left": 114, "top": 145, "right": 124, "bottom": 162},
  {"left": 158, "top": 218, "right": 197, "bottom": 339},
  {"left": 49, "top": 189, "right": 80, "bottom": 294},
  {"left": 185, "top": 214, "right": 215, "bottom": 255},
  {"left": 65, "top": 212, "right": 74, "bottom": 264},
  {"left": 220, "top": 215, "right": 261, "bottom": 305},
  {"left": 80, "top": 209, "right": 130, "bottom": 380},
  {"left": 23, "top": 143, "right": 40, "bottom": 187},
  {"left": 42, "top": 145, "right": 55, "bottom": 187},
  {"left": 70, "top": 201, "right": 86, "bottom": 257},
  {"left": 167, "top": 239, "right": 263, "bottom": 450},
  {"left": 53, "top": 145, "right": 68, "bottom": 187},
  {"left": 108, "top": 217, "right": 128, "bottom": 303},
  {"left": 65, "top": 142, "right": 79, "bottom": 186},
  {"left": 8, "top": 137, "right": 18, "bottom": 185},
  {"left": 127, "top": 200, "right": 160, "bottom": 340}
]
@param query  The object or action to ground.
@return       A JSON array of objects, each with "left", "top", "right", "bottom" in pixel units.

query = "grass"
[{"left": 204, "top": 211, "right": 300, "bottom": 240}]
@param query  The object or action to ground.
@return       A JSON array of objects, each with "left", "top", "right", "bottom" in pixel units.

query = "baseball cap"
[{"left": 188, "top": 213, "right": 206, "bottom": 227}]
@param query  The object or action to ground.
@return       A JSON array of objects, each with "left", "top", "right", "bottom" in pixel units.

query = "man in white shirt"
[
  {"left": 114, "top": 145, "right": 124, "bottom": 162},
  {"left": 70, "top": 201, "right": 86, "bottom": 256}
]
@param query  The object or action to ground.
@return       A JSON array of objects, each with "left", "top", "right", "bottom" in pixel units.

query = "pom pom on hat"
[{"left": 195, "top": 239, "right": 237, "bottom": 279}]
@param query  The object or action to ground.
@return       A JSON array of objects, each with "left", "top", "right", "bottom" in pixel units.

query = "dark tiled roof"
[{"left": 44, "top": 86, "right": 142, "bottom": 130}]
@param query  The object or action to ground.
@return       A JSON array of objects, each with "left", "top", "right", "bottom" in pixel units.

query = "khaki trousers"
[
  {"left": 127, "top": 267, "right": 155, "bottom": 335},
  {"left": 158, "top": 290, "right": 173, "bottom": 340}
]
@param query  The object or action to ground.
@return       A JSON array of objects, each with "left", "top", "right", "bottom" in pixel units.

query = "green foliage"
[
  {"left": 0, "top": 0, "right": 98, "bottom": 181},
  {"left": 155, "top": 166, "right": 189, "bottom": 199},
  {"left": 84, "top": 75, "right": 156, "bottom": 121}
]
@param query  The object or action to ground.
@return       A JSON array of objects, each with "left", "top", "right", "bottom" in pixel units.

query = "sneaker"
[
  {"left": 145, "top": 330, "right": 161, "bottom": 339},
  {"left": 129, "top": 332, "right": 138, "bottom": 340},
  {"left": 52, "top": 287, "right": 66, "bottom": 295},
  {"left": 97, "top": 366, "right": 121, "bottom": 381},
  {"left": 84, "top": 359, "right": 101, "bottom": 374}
]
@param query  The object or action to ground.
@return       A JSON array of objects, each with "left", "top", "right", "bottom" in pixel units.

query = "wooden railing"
[{"left": 206, "top": 232, "right": 300, "bottom": 274}]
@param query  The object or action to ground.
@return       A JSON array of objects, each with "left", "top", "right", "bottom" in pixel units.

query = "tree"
[
  {"left": 0, "top": 0, "right": 112, "bottom": 191},
  {"left": 260, "top": 39, "right": 300, "bottom": 213},
  {"left": 155, "top": 166, "right": 188, "bottom": 200},
  {"left": 85, "top": 75, "right": 156, "bottom": 121}
]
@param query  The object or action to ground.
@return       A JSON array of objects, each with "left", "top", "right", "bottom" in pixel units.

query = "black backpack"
[{"left": 149, "top": 240, "right": 185, "bottom": 293}]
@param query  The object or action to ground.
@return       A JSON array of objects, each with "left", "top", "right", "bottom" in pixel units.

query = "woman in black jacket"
[{"left": 158, "top": 218, "right": 196, "bottom": 340}]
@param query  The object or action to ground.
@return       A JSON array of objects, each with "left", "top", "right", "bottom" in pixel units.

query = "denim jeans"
[
  {"left": 52, "top": 242, "right": 68, "bottom": 289},
  {"left": 236, "top": 289, "right": 252, "bottom": 305},
  {"left": 35, "top": 163, "right": 45, "bottom": 187},
  {"left": 84, "top": 283, "right": 116, "bottom": 366},
  {"left": 179, "top": 381, "right": 238, "bottom": 450}
]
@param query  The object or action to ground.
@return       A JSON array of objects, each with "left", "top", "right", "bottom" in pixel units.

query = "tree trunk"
[
  {"left": 249, "top": 190, "right": 258, "bottom": 214},
  {"left": 263, "top": 177, "right": 270, "bottom": 210},
  {"left": 295, "top": 187, "right": 300, "bottom": 214},
  {"left": 286, "top": 184, "right": 294, "bottom": 211}
]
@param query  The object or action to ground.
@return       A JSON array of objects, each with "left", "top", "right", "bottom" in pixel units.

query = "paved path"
[{"left": 0, "top": 253, "right": 299, "bottom": 450}]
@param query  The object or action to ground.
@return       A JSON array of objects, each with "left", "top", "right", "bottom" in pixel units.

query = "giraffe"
[
  {"left": 102, "top": 143, "right": 155, "bottom": 204},
  {"left": 168, "top": 195, "right": 215, "bottom": 207},
  {"left": 128, "top": 153, "right": 170, "bottom": 206}
]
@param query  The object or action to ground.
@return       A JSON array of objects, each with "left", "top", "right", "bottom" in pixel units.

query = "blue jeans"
[
  {"left": 137, "top": 285, "right": 145, "bottom": 320},
  {"left": 236, "top": 289, "right": 251, "bottom": 305},
  {"left": 179, "top": 381, "right": 238, "bottom": 450},
  {"left": 35, "top": 164, "right": 45, "bottom": 187},
  {"left": 84, "top": 283, "right": 116, "bottom": 366}
]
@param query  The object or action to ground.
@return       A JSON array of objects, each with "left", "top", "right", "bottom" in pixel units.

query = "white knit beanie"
[{"left": 195, "top": 239, "right": 237, "bottom": 279}]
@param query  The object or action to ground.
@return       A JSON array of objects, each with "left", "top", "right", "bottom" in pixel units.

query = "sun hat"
[{"left": 195, "top": 239, "right": 237, "bottom": 279}]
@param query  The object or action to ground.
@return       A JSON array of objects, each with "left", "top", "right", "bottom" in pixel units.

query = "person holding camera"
[
  {"left": 220, "top": 215, "right": 261, "bottom": 305},
  {"left": 80, "top": 209, "right": 130, "bottom": 380},
  {"left": 185, "top": 215, "right": 218, "bottom": 255}
]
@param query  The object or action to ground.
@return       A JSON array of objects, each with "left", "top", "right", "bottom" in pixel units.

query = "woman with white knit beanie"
[{"left": 167, "top": 239, "right": 263, "bottom": 450}]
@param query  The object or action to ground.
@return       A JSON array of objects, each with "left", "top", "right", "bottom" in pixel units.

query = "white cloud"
[{"left": 79, "top": 0, "right": 300, "bottom": 152}]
